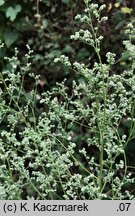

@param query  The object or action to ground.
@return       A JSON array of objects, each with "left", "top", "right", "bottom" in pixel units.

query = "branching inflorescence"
[{"left": 0, "top": 0, "right": 135, "bottom": 199}]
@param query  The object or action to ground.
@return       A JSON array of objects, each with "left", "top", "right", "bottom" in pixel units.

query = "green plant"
[
  {"left": 0, "top": 0, "right": 85, "bottom": 87},
  {"left": 54, "top": 0, "right": 135, "bottom": 199},
  {"left": 0, "top": 0, "right": 135, "bottom": 199}
]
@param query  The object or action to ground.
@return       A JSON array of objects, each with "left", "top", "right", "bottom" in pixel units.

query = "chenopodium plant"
[
  {"left": 52, "top": 0, "right": 135, "bottom": 199},
  {"left": 0, "top": 44, "right": 42, "bottom": 199},
  {"left": 0, "top": 0, "right": 135, "bottom": 200}
]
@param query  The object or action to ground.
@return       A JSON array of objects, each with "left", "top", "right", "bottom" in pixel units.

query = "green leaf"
[
  {"left": 61, "top": 0, "right": 69, "bottom": 4},
  {"left": 0, "top": 0, "right": 4, "bottom": 6},
  {"left": 4, "top": 29, "right": 18, "bottom": 47},
  {"left": 115, "top": 20, "right": 126, "bottom": 30},
  {"left": 121, "top": 50, "right": 131, "bottom": 61},
  {"left": 6, "top": 5, "right": 22, "bottom": 21},
  {"left": 63, "top": 45, "right": 73, "bottom": 53},
  {"left": 121, "top": 7, "right": 133, "bottom": 14},
  {"left": 42, "top": 19, "right": 48, "bottom": 29},
  {"left": 114, "top": 3, "right": 120, "bottom": 8}
]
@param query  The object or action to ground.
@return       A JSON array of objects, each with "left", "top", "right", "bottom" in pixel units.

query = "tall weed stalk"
[{"left": 0, "top": 0, "right": 135, "bottom": 199}]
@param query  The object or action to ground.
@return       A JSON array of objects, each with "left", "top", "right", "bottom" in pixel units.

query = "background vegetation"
[{"left": 0, "top": 0, "right": 135, "bottom": 199}]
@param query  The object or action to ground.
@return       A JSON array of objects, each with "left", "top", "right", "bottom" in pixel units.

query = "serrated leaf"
[
  {"left": 4, "top": 29, "right": 18, "bottom": 47},
  {"left": 6, "top": 5, "right": 22, "bottom": 21}
]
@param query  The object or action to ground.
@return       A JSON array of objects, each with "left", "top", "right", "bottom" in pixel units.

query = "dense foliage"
[{"left": 0, "top": 0, "right": 135, "bottom": 199}]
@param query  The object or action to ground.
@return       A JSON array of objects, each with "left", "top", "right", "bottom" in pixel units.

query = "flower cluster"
[{"left": 0, "top": 0, "right": 135, "bottom": 200}]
